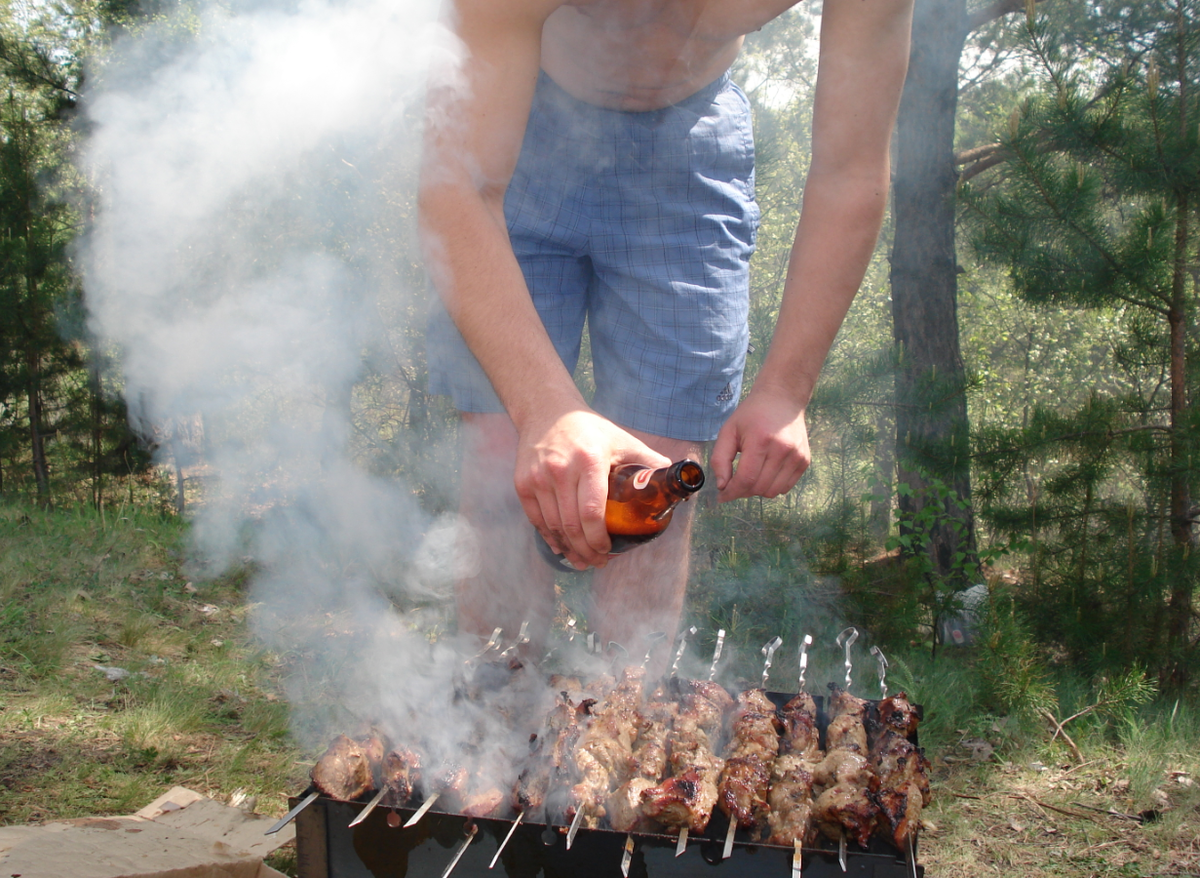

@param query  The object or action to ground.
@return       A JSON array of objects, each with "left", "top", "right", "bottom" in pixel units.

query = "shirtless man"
[{"left": 419, "top": 0, "right": 914, "bottom": 663}]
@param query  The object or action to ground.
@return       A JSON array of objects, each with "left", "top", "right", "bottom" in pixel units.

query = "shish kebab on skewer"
[
  {"left": 716, "top": 636, "right": 785, "bottom": 859},
  {"left": 296, "top": 628, "right": 932, "bottom": 868},
  {"left": 637, "top": 629, "right": 731, "bottom": 846}
]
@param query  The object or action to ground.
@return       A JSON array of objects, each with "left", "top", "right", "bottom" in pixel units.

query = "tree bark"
[{"left": 889, "top": 0, "right": 976, "bottom": 584}]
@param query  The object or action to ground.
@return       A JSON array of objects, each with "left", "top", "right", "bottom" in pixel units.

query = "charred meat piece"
[
  {"left": 869, "top": 699, "right": 931, "bottom": 850},
  {"left": 380, "top": 746, "right": 422, "bottom": 808},
  {"left": 640, "top": 680, "right": 730, "bottom": 832},
  {"left": 869, "top": 691, "right": 923, "bottom": 744},
  {"left": 639, "top": 767, "right": 719, "bottom": 833},
  {"left": 717, "top": 688, "right": 782, "bottom": 828},
  {"left": 311, "top": 734, "right": 379, "bottom": 801}
]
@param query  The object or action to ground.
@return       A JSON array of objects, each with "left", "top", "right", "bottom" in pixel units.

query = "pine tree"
[{"left": 963, "top": 0, "right": 1200, "bottom": 684}]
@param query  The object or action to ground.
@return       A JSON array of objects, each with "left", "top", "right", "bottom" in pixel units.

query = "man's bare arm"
[
  {"left": 419, "top": 0, "right": 668, "bottom": 568},
  {"left": 712, "top": 0, "right": 915, "bottom": 501}
]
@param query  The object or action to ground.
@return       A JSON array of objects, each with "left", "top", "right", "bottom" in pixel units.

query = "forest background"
[{"left": 2, "top": 0, "right": 1200, "bottom": 875}]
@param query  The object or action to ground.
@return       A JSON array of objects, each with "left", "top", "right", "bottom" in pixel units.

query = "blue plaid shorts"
[{"left": 427, "top": 70, "right": 760, "bottom": 441}]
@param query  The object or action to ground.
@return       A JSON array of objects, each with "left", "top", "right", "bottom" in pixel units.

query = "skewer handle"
[
  {"left": 797, "top": 634, "right": 813, "bottom": 690},
  {"left": 836, "top": 627, "right": 859, "bottom": 690},
  {"left": 707, "top": 629, "right": 726, "bottom": 681},
  {"left": 870, "top": 645, "right": 889, "bottom": 698},
  {"left": 670, "top": 626, "right": 698, "bottom": 677},
  {"left": 760, "top": 635, "right": 783, "bottom": 689},
  {"left": 640, "top": 631, "right": 666, "bottom": 667}
]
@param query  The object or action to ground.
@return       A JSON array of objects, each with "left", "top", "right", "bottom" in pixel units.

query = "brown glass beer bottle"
[{"left": 536, "top": 459, "right": 705, "bottom": 571}]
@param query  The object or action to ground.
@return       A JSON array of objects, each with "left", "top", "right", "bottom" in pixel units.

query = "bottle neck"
[{"left": 667, "top": 460, "right": 705, "bottom": 495}]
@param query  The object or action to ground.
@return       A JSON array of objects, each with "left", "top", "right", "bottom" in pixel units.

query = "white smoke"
[{"left": 77, "top": 0, "right": 485, "bottom": 749}]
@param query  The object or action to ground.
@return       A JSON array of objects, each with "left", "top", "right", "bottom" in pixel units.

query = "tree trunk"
[
  {"left": 889, "top": 0, "right": 976, "bottom": 584},
  {"left": 27, "top": 350, "right": 50, "bottom": 509},
  {"left": 1165, "top": 186, "right": 1194, "bottom": 685}
]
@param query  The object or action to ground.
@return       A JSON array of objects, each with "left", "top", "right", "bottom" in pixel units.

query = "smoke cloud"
[{"left": 77, "top": 0, "right": 490, "bottom": 750}]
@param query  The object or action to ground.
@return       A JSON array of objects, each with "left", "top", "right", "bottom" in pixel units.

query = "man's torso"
[{"left": 540, "top": 0, "right": 802, "bottom": 110}]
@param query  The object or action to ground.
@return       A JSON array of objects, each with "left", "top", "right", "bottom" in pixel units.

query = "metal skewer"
[
  {"left": 798, "top": 634, "right": 813, "bottom": 691},
  {"left": 500, "top": 621, "right": 531, "bottom": 659},
  {"left": 835, "top": 627, "right": 859, "bottom": 690},
  {"left": 348, "top": 786, "right": 387, "bottom": 827},
  {"left": 264, "top": 790, "right": 317, "bottom": 835},
  {"left": 870, "top": 645, "right": 889, "bottom": 699},
  {"left": 674, "top": 826, "right": 689, "bottom": 857},
  {"left": 440, "top": 821, "right": 478, "bottom": 878},
  {"left": 620, "top": 833, "right": 635, "bottom": 877},
  {"left": 565, "top": 807, "right": 586, "bottom": 850},
  {"left": 792, "top": 838, "right": 803, "bottom": 878},
  {"left": 670, "top": 626, "right": 697, "bottom": 677},
  {"left": 724, "top": 635, "right": 784, "bottom": 860},
  {"left": 404, "top": 791, "right": 440, "bottom": 828},
  {"left": 707, "top": 629, "right": 726, "bottom": 681},
  {"left": 760, "top": 635, "right": 784, "bottom": 689},
  {"left": 488, "top": 812, "right": 524, "bottom": 869},
  {"left": 640, "top": 631, "right": 666, "bottom": 667},
  {"left": 722, "top": 815, "right": 737, "bottom": 860},
  {"left": 908, "top": 834, "right": 919, "bottom": 878},
  {"left": 838, "top": 828, "right": 848, "bottom": 872}
]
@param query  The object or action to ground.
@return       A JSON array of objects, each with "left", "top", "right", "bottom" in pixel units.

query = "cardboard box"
[{"left": 0, "top": 786, "right": 294, "bottom": 878}]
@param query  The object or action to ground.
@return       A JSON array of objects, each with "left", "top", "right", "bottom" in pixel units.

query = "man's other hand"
[
  {"left": 515, "top": 409, "right": 671, "bottom": 570},
  {"left": 710, "top": 386, "right": 810, "bottom": 503}
]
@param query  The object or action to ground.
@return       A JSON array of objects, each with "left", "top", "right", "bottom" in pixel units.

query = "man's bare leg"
[
  {"left": 453, "top": 411, "right": 556, "bottom": 652},
  {"left": 591, "top": 430, "right": 705, "bottom": 676}
]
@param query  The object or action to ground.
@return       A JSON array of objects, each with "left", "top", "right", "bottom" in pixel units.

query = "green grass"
[
  {"left": 2, "top": 496, "right": 1199, "bottom": 878},
  {"left": 0, "top": 498, "right": 306, "bottom": 839}
]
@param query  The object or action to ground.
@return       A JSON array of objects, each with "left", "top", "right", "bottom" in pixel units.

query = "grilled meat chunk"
[
  {"left": 778, "top": 692, "right": 821, "bottom": 760},
  {"left": 717, "top": 688, "right": 781, "bottom": 828},
  {"left": 766, "top": 753, "right": 818, "bottom": 846},
  {"left": 380, "top": 746, "right": 422, "bottom": 808},
  {"left": 813, "top": 684, "right": 879, "bottom": 848},
  {"left": 568, "top": 666, "right": 646, "bottom": 827},
  {"left": 869, "top": 695, "right": 931, "bottom": 850},
  {"left": 640, "top": 766, "right": 720, "bottom": 833},
  {"left": 640, "top": 679, "right": 731, "bottom": 832},
  {"left": 311, "top": 734, "right": 379, "bottom": 801}
]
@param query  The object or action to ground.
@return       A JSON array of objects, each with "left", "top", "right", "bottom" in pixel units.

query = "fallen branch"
[{"left": 1037, "top": 708, "right": 1085, "bottom": 764}]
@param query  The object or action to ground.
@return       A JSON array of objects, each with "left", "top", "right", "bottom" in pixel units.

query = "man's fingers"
[
  {"left": 710, "top": 426, "right": 740, "bottom": 491},
  {"left": 577, "top": 474, "right": 611, "bottom": 560}
]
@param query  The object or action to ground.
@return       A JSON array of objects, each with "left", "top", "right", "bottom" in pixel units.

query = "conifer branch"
[{"left": 967, "top": 0, "right": 1049, "bottom": 33}]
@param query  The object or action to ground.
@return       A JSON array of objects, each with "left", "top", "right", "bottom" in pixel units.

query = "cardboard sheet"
[{"left": 0, "top": 786, "right": 294, "bottom": 878}]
